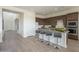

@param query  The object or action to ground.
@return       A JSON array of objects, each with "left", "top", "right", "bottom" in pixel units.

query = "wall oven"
[
  {"left": 67, "top": 21, "right": 78, "bottom": 35},
  {"left": 68, "top": 28, "right": 77, "bottom": 35},
  {"left": 67, "top": 21, "right": 77, "bottom": 27}
]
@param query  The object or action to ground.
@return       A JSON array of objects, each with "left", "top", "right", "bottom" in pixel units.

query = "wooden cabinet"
[
  {"left": 67, "top": 12, "right": 78, "bottom": 21},
  {"left": 46, "top": 15, "right": 67, "bottom": 27},
  {"left": 46, "top": 17, "right": 57, "bottom": 27},
  {"left": 36, "top": 18, "right": 47, "bottom": 25},
  {"left": 67, "top": 12, "right": 78, "bottom": 40},
  {"left": 36, "top": 12, "right": 78, "bottom": 40},
  {"left": 36, "top": 15, "right": 67, "bottom": 27},
  {"left": 68, "top": 34, "right": 78, "bottom": 40}
]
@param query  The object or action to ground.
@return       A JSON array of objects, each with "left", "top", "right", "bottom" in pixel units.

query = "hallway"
[
  {"left": 0, "top": 31, "right": 79, "bottom": 52},
  {"left": 0, "top": 31, "right": 23, "bottom": 52}
]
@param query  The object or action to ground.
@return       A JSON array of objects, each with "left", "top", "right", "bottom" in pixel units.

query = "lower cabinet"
[{"left": 68, "top": 34, "right": 78, "bottom": 40}]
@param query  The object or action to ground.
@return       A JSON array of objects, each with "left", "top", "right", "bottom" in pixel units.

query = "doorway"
[{"left": 2, "top": 9, "right": 21, "bottom": 41}]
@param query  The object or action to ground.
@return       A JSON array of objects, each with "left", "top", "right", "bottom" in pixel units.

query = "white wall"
[
  {"left": 3, "top": 12, "right": 17, "bottom": 31},
  {"left": 0, "top": 7, "right": 36, "bottom": 38},
  {"left": 0, "top": 9, "right": 2, "bottom": 42},
  {"left": 18, "top": 14, "right": 24, "bottom": 37},
  {"left": 23, "top": 12, "right": 36, "bottom": 37}
]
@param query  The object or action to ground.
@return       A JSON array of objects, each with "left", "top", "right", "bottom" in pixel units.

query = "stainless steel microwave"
[{"left": 67, "top": 21, "right": 78, "bottom": 28}]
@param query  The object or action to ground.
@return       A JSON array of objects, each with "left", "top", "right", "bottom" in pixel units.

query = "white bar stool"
[
  {"left": 40, "top": 30, "right": 45, "bottom": 42},
  {"left": 45, "top": 31, "right": 52, "bottom": 45},
  {"left": 54, "top": 32, "right": 62, "bottom": 49}
]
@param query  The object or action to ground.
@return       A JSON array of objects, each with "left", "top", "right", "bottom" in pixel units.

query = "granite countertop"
[
  {"left": 38, "top": 28, "right": 69, "bottom": 33},
  {"left": 49, "top": 29, "right": 69, "bottom": 33}
]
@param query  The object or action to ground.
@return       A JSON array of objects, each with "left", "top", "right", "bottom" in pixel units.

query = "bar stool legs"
[
  {"left": 46, "top": 32, "right": 52, "bottom": 45},
  {"left": 40, "top": 30, "right": 45, "bottom": 42},
  {"left": 54, "top": 38, "right": 59, "bottom": 49},
  {"left": 47, "top": 36, "right": 50, "bottom": 45},
  {"left": 41, "top": 34, "right": 44, "bottom": 42},
  {"left": 36, "top": 30, "right": 40, "bottom": 40}
]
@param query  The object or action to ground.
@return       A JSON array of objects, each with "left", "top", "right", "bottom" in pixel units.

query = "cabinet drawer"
[{"left": 68, "top": 34, "right": 78, "bottom": 40}]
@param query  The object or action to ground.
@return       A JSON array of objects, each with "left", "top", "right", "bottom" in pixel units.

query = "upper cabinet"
[
  {"left": 66, "top": 12, "right": 78, "bottom": 21},
  {"left": 36, "top": 18, "right": 51, "bottom": 25},
  {"left": 45, "top": 15, "right": 67, "bottom": 27},
  {"left": 36, "top": 12, "right": 78, "bottom": 26},
  {"left": 46, "top": 17, "right": 56, "bottom": 26},
  {"left": 36, "top": 18, "right": 45, "bottom": 25}
]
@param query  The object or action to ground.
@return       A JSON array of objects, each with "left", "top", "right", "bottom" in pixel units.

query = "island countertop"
[
  {"left": 38, "top": 28, "right": 69, "bottom": 48},
  {"left": 39, "top": 28, "right": 69, "bottom": 33}
]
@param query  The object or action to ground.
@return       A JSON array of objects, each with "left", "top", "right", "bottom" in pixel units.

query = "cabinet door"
[
  {"left": 67, "top": 12, "right": 78, "bottom": 21},
  {"left": 61, "top": 15, "right": 67, "bottom": 27},
  {"left": 68, "top": 34, "right": 78, "bottom": 40},
  {"left": 47, "top": 17, "right": 57, "bottom": 27},
  {"left": 67, "top": 12, "right": 78, "bottom": 40}
]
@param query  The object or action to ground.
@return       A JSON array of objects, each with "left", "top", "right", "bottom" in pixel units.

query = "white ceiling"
[{"left": 16, "top": 6, "right": 75, "bottom": 15}]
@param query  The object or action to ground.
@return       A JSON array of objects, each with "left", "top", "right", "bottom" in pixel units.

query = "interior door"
[{"left": 15, "top": 19, "right": 19, "bottom": 32}]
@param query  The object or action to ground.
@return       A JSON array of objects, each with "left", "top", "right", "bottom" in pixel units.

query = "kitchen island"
[{"left": 38, "top": 28, "right": 68, "bottom": 48}]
